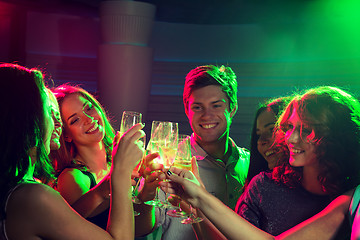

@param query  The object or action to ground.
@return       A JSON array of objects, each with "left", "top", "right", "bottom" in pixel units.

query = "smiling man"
[
  {"left": 183, "top": 65, "right": 250, "bottom": 209},
  {"left": 153, "top": 65, "right": 250, "bottom": 240}
]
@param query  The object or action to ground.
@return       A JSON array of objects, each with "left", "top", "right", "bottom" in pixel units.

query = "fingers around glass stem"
[
  {"left": 181, "top": 204, "right": 203, "bottom": 224},
  {"left": 144, "top": 187, "right": 164, "bottom": 208},
  {"left": 166, "top": 195, "right": 188, "bottom": 217},
  {"left": 132, "top": 177, "right": 143, "bottom": 205}
]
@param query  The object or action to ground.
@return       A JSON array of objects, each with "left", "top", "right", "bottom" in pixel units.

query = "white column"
[{"left": 98, "top": 0, "right": 156, "bottom": 129}]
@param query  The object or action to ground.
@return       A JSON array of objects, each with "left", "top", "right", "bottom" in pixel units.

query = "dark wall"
[{"left": 1, "top": 1, "right": 360, "bottom": 148}]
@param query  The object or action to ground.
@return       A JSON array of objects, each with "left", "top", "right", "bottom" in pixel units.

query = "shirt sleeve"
[{"left": 235, "top": 173, "right": 264, "bottom": 228}]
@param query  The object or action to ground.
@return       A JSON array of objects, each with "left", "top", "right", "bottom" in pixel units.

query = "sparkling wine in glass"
[
  {"left": 150, "top": 121, "right": 178, "bottom": 169},
  {"left": 120, "top": 111, "right": 144, "bottom": 215},
  {"left": 167, "top": 135, "right": 192, "bottom": 217},
  {"left": 144, "top": 121, "right": 178, "bottom": 208}
]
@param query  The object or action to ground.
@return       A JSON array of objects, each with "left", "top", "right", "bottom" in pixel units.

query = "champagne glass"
[
  {"left": 144, "top": 121, "right": 178, "bottom": 208},
  {"left": 167, "top": 135, "right": 192, "bottom": 217},
  {"left": 120, "top": 111, "right": 144, "bottom": 216},
  {"left": 181, "top": 205, "right": 203, "bottom": 224},
  {"left": 151, "top": 121, "right": 178, "bottom": 169},
  {"left": 167, "top": 135, "right": 202, "bottom": 224}
]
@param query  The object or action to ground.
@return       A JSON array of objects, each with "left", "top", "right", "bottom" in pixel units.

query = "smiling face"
[
  {"left": 283, "top": 108, "right": 318, "bottom": 168},
  {"left": 60, "top": 93, "right": 105, "bottom": 147},
  {"left": 48, "top": 90, "right": 63, "bottom": 151},
  {"left": 256, "top": 108, "right": 283, "bottom": 169},
  {"left": 43, "top": 90, "right": 55, "bottom": 155},
  {"left": 186, "top": 85, "right": 236, "bottom": 146}
]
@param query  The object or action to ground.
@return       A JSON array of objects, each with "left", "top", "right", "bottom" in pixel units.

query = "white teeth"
[
  {"left": 291, "top": 149, "right": 303, "bottom": 154},
  {"left": 265, "top": 150, "right": 275, "bottom": 157},
  {"left": 87, "top": 123, "right": 98, "bottom": 133},
  {"left": 202, "top": 124, "right": 216, "bottom": 129}
]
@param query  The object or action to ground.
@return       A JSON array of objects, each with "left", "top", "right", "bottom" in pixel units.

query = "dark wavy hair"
[
  {"left": 0, "top": 63, "right": 54, "bottom": 211},
  {"left": 183, "top": 65, "right": 238, "bottom": 115},
  {"left": 273, "top": 86, "right": 360, "bottom": 196},
  {"left": 51, "top": 84, "right": 115, "bottom": 175},
  {"left": 245, "top": 96, "right": 291, "bottom": 187}
]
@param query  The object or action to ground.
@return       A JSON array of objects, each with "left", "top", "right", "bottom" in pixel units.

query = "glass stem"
[
  {"left": 133, "top": 176, "right": 142, "bottom": 194},
  {"left": 154, "top": 186, "right": 159, "bottom": 201}
]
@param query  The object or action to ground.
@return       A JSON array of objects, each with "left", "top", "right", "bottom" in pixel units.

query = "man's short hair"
[{"left": 183, "top": 65, "right": 238, "bottom": 114}]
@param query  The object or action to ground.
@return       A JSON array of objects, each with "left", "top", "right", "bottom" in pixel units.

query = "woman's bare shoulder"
[
  {"left": 58, "top": 167, "right": 85, "bottom": 177},
  {"left": 8, "top": 182, "right": 62, "bottom": 209},
  {"left": 57, "top": 167, "right": 90, "bottom": 185},
  {"left": 5, "top": 183, "right": 66, "bottom": 237},
  {"left": 5, "top": 182, "right": 111, "bottom": 240}
]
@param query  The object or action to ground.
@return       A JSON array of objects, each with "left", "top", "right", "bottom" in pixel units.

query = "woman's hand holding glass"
[
  {"left": 144, "top": 121, "right": 178, "bottom": 207},
  {"left": 163, "top": 139, "right": 204, "bottom": 224},
  {"left": 119, "top": 111, "right": 146, "bottom": 210},
  {"left": 136, "top": 152, "right": 166, "bottom": 203},
  {"left": 160, "top": 167, "right": 202, "bottom": 208},
  {"left": 112, "top": 123, "right": 145, "bottom": 173},
  {"left": 167, "top": 135, "right": 193, "bottom": 217}
]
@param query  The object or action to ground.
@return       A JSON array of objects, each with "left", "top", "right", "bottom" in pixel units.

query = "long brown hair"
[
  {"left": 273, "top": 86, "right": 360, "bottom": 196},
  {"left": 245, "top": 96, "right": 291, "bottom": 187},
  {"left": 50, "top": 84, "right": 115, "bottom": 175}
]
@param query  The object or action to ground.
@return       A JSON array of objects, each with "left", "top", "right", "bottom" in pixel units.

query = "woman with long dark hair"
[
  {"left": 0, "top": 63, "right": 143, "bottom": 239},
  {"left": 245, "top": 97, "right": 290, "bottom": 188}
]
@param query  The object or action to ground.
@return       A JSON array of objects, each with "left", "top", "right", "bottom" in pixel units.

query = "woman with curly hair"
[
  {"left": 161, "top": 86, "right": 360, "bottom": 240},
  {"left": 235, "top": 86, "right": 360, "bottom": 237}
]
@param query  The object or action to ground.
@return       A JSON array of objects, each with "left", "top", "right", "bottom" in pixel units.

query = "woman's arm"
[
  {"left": 57, "top": 168, "right": 110, "bottom": 218},
  {"left": 188, "top": 156, "right": 228, "bottom": 240},
  {"left": 107, "top": 124, "right": 145, "bottom": 239},
  {"left": 134, "top": 152, "right": 165, "bottom": 236},
  {"left": 56, "top": 168, "right": 95, "bottom": 205},
  {"left": 57, "top": 167, "right": 110, "bottom": 218},
  {"left": 277, "top": 190, "right": 353, "bottom": 240},
  {"left": 193, "top": 183, "right": 273, "bottom": 240},
  {"left": 192, "top": 209, "right": 228, "bottom": 240},
  {"left": 161, "top": 167, "right": 353, "bottom": 240},
  {"left": 6, "top": 183, "right": 117, "bottom": 240},
  {"left": 6, "top": 124, "right": 143, "bottom": 239},
  {"left": 5, "top": 124, "right": 144, "bottom": 240},
  {"left": 160, "top": 168, "right": 274, "bottom": 240}
]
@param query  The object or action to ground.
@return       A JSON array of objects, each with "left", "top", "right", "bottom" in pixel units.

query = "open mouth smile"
[
  {"left": 86, "top": 122, "right": 99, "bottom": 134},
  {"left": 265, "top": 149, "right": 276, "bottom": 157},
  {"left": 290, "top": 148, "right": 305, "bottom": 154},
  {"left": 200, "top": 123, "right": 217, "bottom": 129}
]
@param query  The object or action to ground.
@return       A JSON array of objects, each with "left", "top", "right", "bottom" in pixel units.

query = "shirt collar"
[
  {"left": 190, "top": 133, "right": 208, "bottom": 161},
  {"left": 190, "top": 133, "right": 240, "bottom": 165}
]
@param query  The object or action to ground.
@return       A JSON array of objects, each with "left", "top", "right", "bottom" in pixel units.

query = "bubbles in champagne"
[
  {"left": 173, "top": 158, "right": 192, "bottom": 170},
  {"left": 160, "top": 146, "right": 177, "bottom": 168}
]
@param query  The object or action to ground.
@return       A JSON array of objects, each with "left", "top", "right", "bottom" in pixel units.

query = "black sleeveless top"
[{"left": 81, "top": 170, "right": 110, "bottom": 230}]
